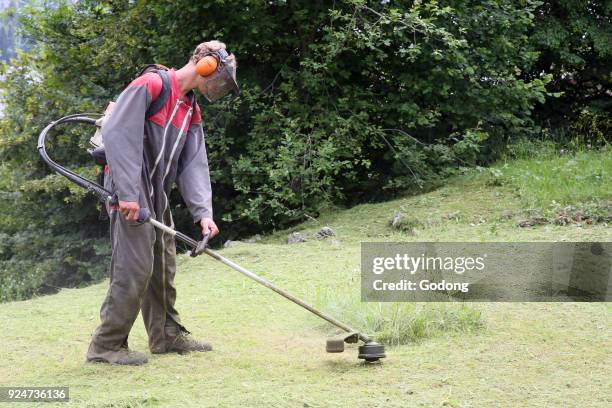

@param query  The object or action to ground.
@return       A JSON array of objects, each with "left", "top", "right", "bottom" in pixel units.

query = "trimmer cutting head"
[
  {"left": 326, "top": 332, "right": 386, "bottom": 362},
  {"left": 358, "top": 341, "right": 386, "bottom": 362}
]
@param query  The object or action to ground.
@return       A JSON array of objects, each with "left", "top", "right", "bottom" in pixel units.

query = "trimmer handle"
[
  {"left": 137, "top": 208, "right": 151, "bottom": 223},
  {"left": 108, "top": 194, "right": 151, "bottom": 224},
  {"left": 190, "top": 232, "right": 211, "bottom": 257}
]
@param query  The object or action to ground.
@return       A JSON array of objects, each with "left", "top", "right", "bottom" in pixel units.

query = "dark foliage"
[{"left": 1, "top": 0, "right": 601, "bottom": 301}]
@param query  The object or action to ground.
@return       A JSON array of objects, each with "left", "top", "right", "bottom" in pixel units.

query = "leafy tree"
[
  {"left": 527, "top": 0, "right": 611, "bottom": 141},
  {"left": 0, "top": 0, "right": 549, "bottom": 301}
]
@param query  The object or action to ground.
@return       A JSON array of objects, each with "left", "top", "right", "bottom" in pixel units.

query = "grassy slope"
[{"left": 1, "top": 150, "right": 611, "bottom": 407}]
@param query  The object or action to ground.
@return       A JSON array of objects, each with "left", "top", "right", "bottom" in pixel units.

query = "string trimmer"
[{"left": 38, "top": 114, "right": 386, "bottom": 362}]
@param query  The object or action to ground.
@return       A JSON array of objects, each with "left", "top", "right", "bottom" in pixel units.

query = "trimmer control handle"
[
  {"left": 137, "top": 208, "right": 152, "bottom": 223},
  {"left": 109, "top": 195, "right": 151, "bottom": 224},
  {"left": 190, "top": 233, "right": 211, "bottom": 257}
]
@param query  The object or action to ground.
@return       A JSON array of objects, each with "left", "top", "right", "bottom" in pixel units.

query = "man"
[{"left": 86, "top": 41, "right": 238, "bottom": 365}]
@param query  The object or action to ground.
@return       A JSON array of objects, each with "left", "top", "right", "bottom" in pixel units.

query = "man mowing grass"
[{"left": 87, "top": 41, "right": 238, "bottom": 365}]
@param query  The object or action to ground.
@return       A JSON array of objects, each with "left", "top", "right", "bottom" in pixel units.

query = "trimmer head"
[
  {"left": 358, "top": 341, "right": 386, "bottom": 362},
  {"left": 326, "top": 333, "right": 386, "bottom": 362}
]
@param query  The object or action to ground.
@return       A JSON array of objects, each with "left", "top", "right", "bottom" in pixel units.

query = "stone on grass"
[
  {"left": 314, "top": 226, "right": 336, "bottom": 240},
  {"left": 287, "top": 232, "right": 306, "bottom": 244},
  {"left": 389, "top": 212, "right": 421, "bottom": 234},
  {"left": 391, "top": 213, "right": 405, "bottom": 229}
]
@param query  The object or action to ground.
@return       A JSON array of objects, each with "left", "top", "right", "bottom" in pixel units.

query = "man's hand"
[
  {"left": 200, "top": 217, "right": 219, "bottom": 238},
  {"left": 119, "top": 201, "right": 140, "bottom": 221}
]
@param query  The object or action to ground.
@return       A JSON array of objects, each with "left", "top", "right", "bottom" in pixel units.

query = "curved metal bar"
[{"left": 37, "top": 114, "right": 112, "bottom": 203}]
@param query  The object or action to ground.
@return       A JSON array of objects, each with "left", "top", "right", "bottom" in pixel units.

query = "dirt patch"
[
  {"left": 518, "top": 202, "right": 611, "bottom": 228},
  {"left": 517, "top": 216, "right": 549, "bottom": 228},
  {"left": 553, "top": 203, "right": 611, "bottom": 225}
]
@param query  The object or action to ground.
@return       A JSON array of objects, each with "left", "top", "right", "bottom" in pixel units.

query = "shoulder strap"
[
  {"left": 186, "top": 89, "right": 196, "bottom": 107},
  {"left": 145, "top": 70, "right": 171, "bottom": 119}
]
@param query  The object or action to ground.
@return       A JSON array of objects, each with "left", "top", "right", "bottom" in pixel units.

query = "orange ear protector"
[{"left": 195, "top": 55, "right": 219, "bottom": 77}]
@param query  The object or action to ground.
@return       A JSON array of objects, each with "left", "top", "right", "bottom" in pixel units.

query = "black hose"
[{"left": 37, "top": 114, "right": 114, "bottom": 204}]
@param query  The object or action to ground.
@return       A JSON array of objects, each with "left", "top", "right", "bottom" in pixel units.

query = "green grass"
[
  {"left": 1, "top": 149, "right": 611, "bottom": 407},
  {"left": 317, "top": 296, "right": 483, "bottom": 346},
  {"left": 486, "top": 143, "right": 611, "bottom": 216}
]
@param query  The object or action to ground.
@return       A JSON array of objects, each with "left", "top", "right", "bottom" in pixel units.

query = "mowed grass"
[{"left": 1, "top": 150, "right": 611, "bottom": 407}]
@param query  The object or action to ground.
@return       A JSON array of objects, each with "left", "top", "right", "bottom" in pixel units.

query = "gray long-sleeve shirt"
[{"left": 102, "top": 69, "right": 213, "bottom": 224}]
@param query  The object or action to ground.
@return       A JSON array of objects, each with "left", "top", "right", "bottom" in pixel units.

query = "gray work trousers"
[{"left": 89, "top": 172, "right": 186, "bottom": 354}]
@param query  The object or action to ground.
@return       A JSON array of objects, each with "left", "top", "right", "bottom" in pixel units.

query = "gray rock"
[
  {"left": 314, "top": 226, "right": 336, "bottom": 240},
  {"left": 390, "top": 212, "right": 420, "bottom": 234},
  {"left": 391, "top": 213, "right": 405, "bottom": 228},
  {"left": 287, "top": 232, "right": 306, "bottom": 244}
]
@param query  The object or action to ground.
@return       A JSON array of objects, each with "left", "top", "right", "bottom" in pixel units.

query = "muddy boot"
[
  {"left": 166, "top": 333, "right": 213, "bottom": 354},
  {"left": 162, "top": 325, "right": 212, "bottom": 354},
  {"left": 86, "top": 341, "right": 148, "bottom": 366}
]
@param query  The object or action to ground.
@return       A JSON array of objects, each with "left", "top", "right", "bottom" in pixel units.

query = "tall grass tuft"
[{"left": 314, "top": 285, "right": 483, "bottom": 346}]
